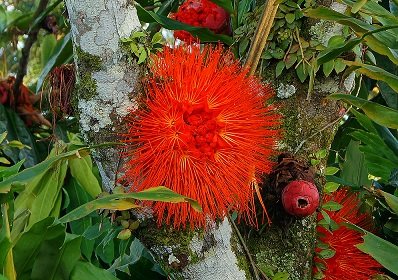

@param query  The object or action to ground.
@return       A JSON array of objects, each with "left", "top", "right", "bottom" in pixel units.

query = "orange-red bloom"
[
  {"left": 314, "top": 189, "right": 383, "bottom": 279},
  {"left": 121, "top": 44, "right": 281, "bottom": 228}
]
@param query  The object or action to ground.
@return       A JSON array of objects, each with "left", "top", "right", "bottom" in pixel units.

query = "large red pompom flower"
[
  {"left": 172, "top": 0, "right": 231, "bottom": 42},
  {"left": 120, "top": 44, "right": 281, "bottom": 229},
  {"left": 314, "top": 189, "right": 383, "bottom": 279}
]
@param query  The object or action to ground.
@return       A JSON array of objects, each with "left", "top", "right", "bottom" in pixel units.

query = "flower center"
[{"left": 183, "top": 106, "right": 220, "bottom": 160}]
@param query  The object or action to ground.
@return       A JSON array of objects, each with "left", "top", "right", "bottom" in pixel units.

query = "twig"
[
  {"left": 12, "top": 0, "right": 49, "bottom": 97},
  {"left": 228, "top": 216, "right": 266, "bottom": 280}
]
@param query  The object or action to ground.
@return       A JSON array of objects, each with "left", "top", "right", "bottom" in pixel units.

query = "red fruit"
[{"left": 281, "top": 180, "right": 319, "bottom": 217}]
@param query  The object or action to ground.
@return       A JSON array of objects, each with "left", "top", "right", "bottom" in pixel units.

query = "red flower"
[
  {"left": 172, "top": 0, "right": 231, "bottom": 42},
  {"left": 120, "top": 44, "right": 281, "bottom": 228},
  {"left": 314, "top": 189, "right": 383, "bottom": 279}
]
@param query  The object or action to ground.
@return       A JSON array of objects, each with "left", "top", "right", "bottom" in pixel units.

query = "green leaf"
[
  {"left": 340, "top": 140, "right": 372, "bottom": 187},
  {"left": 334, "top": 58, "right": 346, "bottom": 74},
  {"left": 70, "top": 261, "right": 119, "bottom": 280},
  {"left": 327, "top": 93, "right": 398, "bottom": 129},
  {"left": 296, "top": 63, "right": 308, "bottom": 82},
  {"left": 345, "top": 61, "right": 398, "bottom": 92},
  {"left": 13, "top": 218, "right": 65, "bottom": 278},
  {"left": 320, "top": 209, "right": 331, "bottom": 225},
  {"left": 135, "top": 4, "right": 233, "bottom": 45},
  {"left": 378, "top": 190, "right": 398, "bottom": 215},
  {"left": 108, "top": 238, "right": 167, "bottom": 280},
  {"left": 30, "top": 233, "right": 82, "bottom": 280},
  {"left": 352, "top": 0, "right": 368, "bottom": 13},
  {"left": 285, "top": 13, "right": 295, "bottom": 24},
  {"left": 69, "top": 156, "right": 102, "bottom": 198},
  {"left": 276, "top": 61, "right": 285, "bottom": 77},
  {"left": 0, "top": 6, "right": 7, "bottom": 33},
  {"left": 356, "top": 230, "right": 398, "bottom": 276},
  {"left": 272, "top": 271, "right": 290, "bottom": 280},
  {"left": 0, "top": 105, "right": 39, "bottom": 168},
  {"left": 65, "top": 178, "right": 95, "bottom": 260},
  {"left": 28, "top": 0, "right": 63, "bottom": 33},
  {"left": 209, "top": 0, "right": 234, "bottom": 14},
  {"left": 323, "top": 60, "right": 334, "bottom": 77},
  {"left": 41, "top": 34, "right": 57, "bottom": 68},
  {"left": 324, "top": 166, "right": 339, "bottom": 175},
  {"left": 60, "top": 186, "right": 202, "bottom": 223},
  {"left": 322, "top": 201, "right": 343, "bottom": 211},
  {"left": 36, "top": 33, "right": 73, "bottom": 92},
  {"left": 0, "top": 146, "right": 91, "bottom": 193},
  {"left": 324, "top": 182, "right": 340, "bottom": 193},
  {"left": 318, "top": 249, "right": 336, "bottom": 259},
  {"left": 238, "top": 0, "right": 254, "bottom": 26},
  {"left": 28, "top": 162, "right": 68, "bottom": 227},
  {"left": 379, "top": 81, "right": 398, "bottom": 110}
]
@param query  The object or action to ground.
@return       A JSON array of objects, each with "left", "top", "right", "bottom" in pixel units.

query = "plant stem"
[{"left": 245, "top": 0, "right": 279, "bottom": 75}]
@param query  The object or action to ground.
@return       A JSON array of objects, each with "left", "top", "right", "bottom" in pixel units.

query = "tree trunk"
[
  {"left": 65, "top": 1, "right": 350, "bottom": 279},
  {"left": 64, "top": 0, "right": 142, "bottom": 191}
]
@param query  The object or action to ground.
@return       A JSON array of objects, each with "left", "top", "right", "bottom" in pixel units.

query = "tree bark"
[
  {"left": 64, "top": 0, "right": 141, "bottom": 191},
  {"left": 65, "top": 0, "right": 351, "bottom": 279}
]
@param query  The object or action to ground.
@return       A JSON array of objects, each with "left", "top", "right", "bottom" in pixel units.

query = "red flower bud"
[
  {"left": 281, "top": 180, "right": 319, "bottom": 217},
  {"left": 172, "top": 0, "right": 231, "bottom": 42}
]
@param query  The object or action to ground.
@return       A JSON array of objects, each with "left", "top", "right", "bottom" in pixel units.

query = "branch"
[{"left": 12, "top": 0, "right": 49, "bottom": 96}]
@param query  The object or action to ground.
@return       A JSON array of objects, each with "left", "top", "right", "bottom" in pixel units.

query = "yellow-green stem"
[{"left": 245, "top": 0, "right": 279, "bottom": 75}]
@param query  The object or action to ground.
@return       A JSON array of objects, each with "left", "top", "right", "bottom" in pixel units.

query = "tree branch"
[{"left": 12, "top": 0, "right": 49, "bottom": 96}]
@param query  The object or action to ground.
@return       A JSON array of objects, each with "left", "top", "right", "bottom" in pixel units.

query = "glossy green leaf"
[
  {"left": 36, "top": 33, "right": 73, "bottom": 92},
  {"left": 327, "top": 94, "right": 398, "bottom": 129},
  {"left": 322, "top": 201, "right": 343, "bottom": 211},
  {"left": 0, "top": 6, "right": 6, "bottom": 33},
  {"left": 323, "top": 60, "right": 334, "bottom": 77},
  {"left": 276, "top": 61, "right": 285, "bottom": 77},
  {"left": 69, "top": 156, "right": 102, "bottom": 198},
  {"left": 273, "top": 272, "right": 290, "bottom": 280},
  {"left": 0, "top": 204, "right": 13, "bottom": 278},
  {"left": 318, "top": 249, "right": 336, "bottom": 259},
  {"left": 108, "top": 238, "right": 167, "bottom": 280},
  {"left": 340, "top": 140, "right": 372, "bottom": 187},
  {"left": 13, "top": 218, "right": 65, "bottom": 278},
  {"left": 334, "top": 58, "right": 346, "bottom": 74},
  {"left": 379, "top": 190, "right": 398, "bottom": 215},
  {"left": 324, "top": 182, "right": 340, "bottom": 193},
  {"left": 60, "top": 186, "right": 202, "bottom": 223},
  {"left": 0, "top": 104, "right": 39, "bottom": 168},
  {"left": 356, "top": 230, "right": 398, "bottom": 276},
  {"left": 28, "top": 162, "right": 68, "bottom": 228},
  {"left": 345, "top": 61, "right": 398, "bottom": 92},
  {"left": 284, "top": 53, "right": 297, "bottom": 69},
  {"left": 70, "top": 261, "right": 119, "bottom": 280},
  {"left": 135, "top": 5, "right": 233, "bottom": 45},
  {"left": 324, "top": 167, "right": 339, "bottom": 175},
  {"left": 65, "top": 178, "right": 95, "bottom": 260},
  {"left": 306, "top": 7, "right": 398, "bottom": 48},
  {"left": 41, "top": 34, "right": 57, "bottom": 68},
  {"left": 238, "top": 0, "right": 254, "bottom": 25},
  {"left": 30, "top": 233, "right": 81, "bottom": 280},
  {"left": 210, "top": 0, "right": 234, "bottom": 14},
  {"left": 285, "top": 13, "right": 295, "bottom": 23},
  {"left": 0, "top": 146, "right": 90, "bottom": 194},
  {"left": 296, "top": 63, "right": 308, "bottom": 82}
]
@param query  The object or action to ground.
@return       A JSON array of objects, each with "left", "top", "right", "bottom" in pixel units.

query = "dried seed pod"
[{"left": 281, "top": 180, "right": 319, "bottom": 217}]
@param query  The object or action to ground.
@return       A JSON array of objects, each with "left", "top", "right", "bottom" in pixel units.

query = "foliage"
[{"left": 1, "top": 0, "right": 398, "bottom": 279}]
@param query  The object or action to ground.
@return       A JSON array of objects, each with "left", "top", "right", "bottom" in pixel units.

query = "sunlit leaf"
[
  {"left": 59, "top": 186, "right": 202, "bottom": 223},
  {"left": 356, "top": 229, "right": 398, "bottom": 276},
  {"left": 327, "top": 94, "right": 398, "bottom": 129}
]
